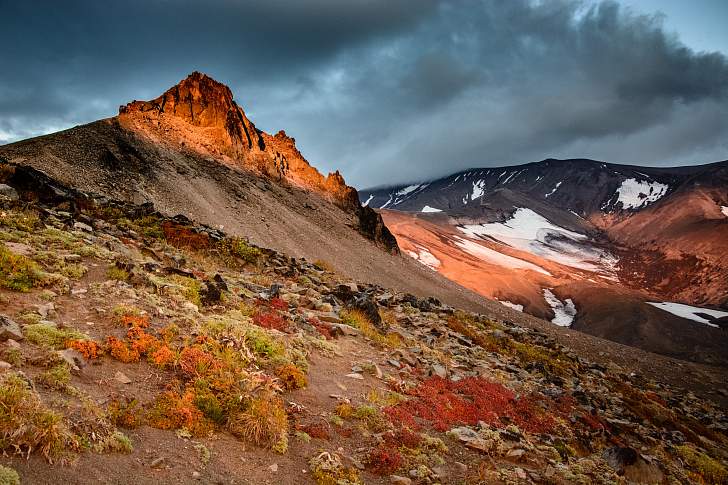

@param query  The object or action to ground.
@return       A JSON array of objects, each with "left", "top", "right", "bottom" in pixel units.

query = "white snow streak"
[
  {"left": 721, "top": 206, "right": 728, "bottom": 217},
  {"left": 362, "top": 195, "right": 374, "bottom": 207},
  {"left": 457, "top": 208, "right": 618, "bottom": 276},
  {"left": 396, "top": 184, "right": 421, "bottom": 196},
  {"left": 471, "top": 179, "right": 486, "bottom": 200},
  {"left": 544, "top": 181, "right": 562, "bottom": 198}
]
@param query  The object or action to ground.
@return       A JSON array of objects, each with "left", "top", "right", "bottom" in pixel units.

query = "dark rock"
[
  {"left": 270, "top": 283, "right": 282, "bottom": 298},
  {"left": 163, "top": 266, "right": 196, "bottom": 279},
  {"left": 350, "top": 294, "right": 386, "bottom": 331},
  {"left": 201, "top": 275, "right": 229, "bottom": 306},
  {"left": 603, "top": 446, "right": 637, "bottom": 474},
  {"left": 213, "top": 274, "right": 228, "bottom": 291},
  {"left": 356, "top": 205, "right": 399, "bottom": 254}
]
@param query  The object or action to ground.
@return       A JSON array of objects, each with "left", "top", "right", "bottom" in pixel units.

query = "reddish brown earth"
[{"left": 380, "top": 209, "right": 728, "bottom": 367}]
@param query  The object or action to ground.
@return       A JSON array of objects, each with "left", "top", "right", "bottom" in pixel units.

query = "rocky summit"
[
  {"left": 119, "top": 72, "right": 360, "bottom": 211},
  {"left": 0, "top": 145, "right": 727, "bottom": 484}
]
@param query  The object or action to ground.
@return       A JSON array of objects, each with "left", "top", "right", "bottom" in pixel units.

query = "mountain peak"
[{"left": 119, "top": 72, "right": 263, "bottom": 152}]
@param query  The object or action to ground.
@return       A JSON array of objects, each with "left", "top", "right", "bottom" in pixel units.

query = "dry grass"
[
  {"left": 0, "top": 372, "right": 78, "bottom": 461},
  {"left": 228, "top": 392, "right": 289, "bottom": 452}
]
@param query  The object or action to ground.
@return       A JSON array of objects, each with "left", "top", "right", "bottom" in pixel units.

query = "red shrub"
[
  {"left": 384, "top": 376, "right": 559, "bottom": 434},
  {"left": 161, "top": 222, "right": 210, "bottom": 249},
  {"left": 366, "top": 445, "right": 403, "bottom": 475},
  {"left": 253, "top": 310, "right": 286, "bottom": 331},
  {"left": 580, "top": 411, "right": 608, "bottom": 432},
  {"left": 384, "top": 428, "right": 422, "bottom": 449},
  {"left": 300, "top": 423, "right": 331, "bottom": 440},
  {"left": 309, "top": 318, "right": 333, "bottom": 340},
  {"left": 269, "top": 297, "right": 288, "bottom": 311}
]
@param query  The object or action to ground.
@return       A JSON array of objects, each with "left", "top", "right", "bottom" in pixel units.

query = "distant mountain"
[{"left": 361, "top": 158, "right": 728, "bottom": 365}]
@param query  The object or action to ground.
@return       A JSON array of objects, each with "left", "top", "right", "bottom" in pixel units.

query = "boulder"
[
  {"left": 0, "top": 315, "right": 23, "bottom": 342},
  {"left": 0, "top": 184, "right": 19, "bottom": 201}
]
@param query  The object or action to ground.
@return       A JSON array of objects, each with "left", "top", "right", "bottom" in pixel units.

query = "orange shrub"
[
  {"left": 122, "top": 314, "right": 150, "bottom": 329},
  {"left": 178, "top": 346, "right": 219, "bottom": 378},
  {"left": 106, "top": 336, "right": 140, "bottom": 363},
  {"left": 151, "top": 345, "right": 176, "bottom": 368},
  {"left": 66, "top": 339, "right": 102, "bottom": 359},
  {"left": 147, "top": 389, "right": 213, "bottom": 437},
  {"left": 127, "top": 326, "right": 160, "bottom": 355},
  {"left": 161, "top": 222, "right": 211, "bottom": 249},
  {"left": 275, "top": 364, "right": 307, "bottom": 390},
  {"left": 108, "top": 397, "right": 144, "bottom": 428}
]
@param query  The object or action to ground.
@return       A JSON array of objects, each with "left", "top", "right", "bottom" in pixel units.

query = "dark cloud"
[{"left": 1, "top": 0, "right": 727, "bottom": 186}]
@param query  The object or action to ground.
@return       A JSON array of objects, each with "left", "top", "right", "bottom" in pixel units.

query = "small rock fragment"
[{"left": 115, "top": 371, "right": 132, "bottom": 384}]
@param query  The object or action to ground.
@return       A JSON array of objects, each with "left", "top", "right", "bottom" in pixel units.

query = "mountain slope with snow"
[{"left": 365, "top": 158, "right": 728, "bottom": 365}]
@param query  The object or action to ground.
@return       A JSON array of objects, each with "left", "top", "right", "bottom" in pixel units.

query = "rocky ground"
[{"left": 0, "top": 172, "right": 727, "bottom": 484}]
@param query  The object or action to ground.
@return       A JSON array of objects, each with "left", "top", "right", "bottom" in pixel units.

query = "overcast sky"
[{"left": 1, "top": 0, "right": 727, "bottom": 188}]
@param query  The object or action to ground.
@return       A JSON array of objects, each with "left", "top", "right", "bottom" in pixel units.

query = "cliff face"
[{"left": 119, "top": 72, "right": 360, "bottom": 211}]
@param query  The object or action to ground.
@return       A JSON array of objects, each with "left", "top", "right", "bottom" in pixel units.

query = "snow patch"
[
  {"left": 362, "top": 195, "right": 374, "bottom": 207},
  {"left": 498, "top": 300, "right": 524, "bottom": 312},
  {"left": 421, "top": 205, "right": 443, "bottom": 213},
  {"left": 543, "top": 289, "right": 576, "bottom": 326},
  {"left": 544, "top": 181, "right": 562, "bottom": 198},
  {"left": 380, "top": 195, "right": 393, "bottom": 209},
  {"left": 471, "top": 179, "right": 486, "bottom": 200},
  {"left": 453, "top": 236, "right": 552, "bottom": 276},
  {"left": 457, "top": 208, "right": 619, "bottom": 276},
  {"left": 615, "top": 178, "right": 668, "bottom": 209},
  {"left": 721, "top": 206, "right": 728, "bottom": 217},
  {"left": 405, "top": 245, "right": 441, "bottom": 270},
  {"left": 646, "top": 302, "right": 728, "bottom": 328}
]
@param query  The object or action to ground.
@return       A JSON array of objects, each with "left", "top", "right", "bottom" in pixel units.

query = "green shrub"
[
  {"left": 0, "top": 209, "right": 40, "bottom": 232},
  {"left": 0, "top": 465, "right": 20, "bottom": 485},
  {"left": 0, "top": 244, "right": 43, "bottom": 291},
  {"left": 676, "top": 445, "right": 728, "bottom": 484},
  {"left": 36, "top": 363, "right": 71, "bottom": 390},
  {"left": 24, "top": 323, "right": 85, "bottom": 349},
  {"left": 226, "top": 238, "right": 261, "bottom": 264},
  {"left": 106, "top": 265, "right": 129, "bottom": 281}
]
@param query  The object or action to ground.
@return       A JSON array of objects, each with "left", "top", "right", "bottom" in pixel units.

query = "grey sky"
[{"left": 1, "top": 0, "right": 727, "bottom": 188}]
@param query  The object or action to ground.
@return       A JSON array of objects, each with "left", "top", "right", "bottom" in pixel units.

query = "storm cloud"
[{"left": 1, "top": 0, "right": 727, "bottom": 187}]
